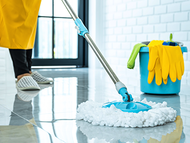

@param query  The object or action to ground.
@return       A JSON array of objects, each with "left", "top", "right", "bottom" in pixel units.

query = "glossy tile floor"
[{"left": 0, "top": 68, "right": 189, "bottom": 143}]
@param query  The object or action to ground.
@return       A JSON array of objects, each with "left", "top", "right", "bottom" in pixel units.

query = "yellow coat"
[{"left": 0, "top": 0, "right": 41, "bottom": 49}]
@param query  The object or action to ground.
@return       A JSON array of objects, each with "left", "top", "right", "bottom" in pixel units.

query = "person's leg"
[
  {"left": 9, "top": 49, "right": 30, "bottom": 80},
  {"left": 26, "top": 49, "right": 32, "bottom": 74},
  {"left": 9, "top": 49, "right": 40, "bottom": 90},
  {"left": 26, "top": 49, "right": 53, "bottom": 84}
]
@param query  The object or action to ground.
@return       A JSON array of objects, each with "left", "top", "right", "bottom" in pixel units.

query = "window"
[{"left": 32, "top": 0, "right": 88, "bottom": 67}]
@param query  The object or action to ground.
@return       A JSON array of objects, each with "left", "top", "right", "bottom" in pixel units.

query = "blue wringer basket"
[{"left": 139, "top": 42, "right": 187, "bottom": 94}]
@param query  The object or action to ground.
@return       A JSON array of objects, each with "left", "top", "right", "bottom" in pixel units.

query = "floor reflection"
[
  {"left": 0, "top": 104, "right": 64, "bottom": 143},
  {"left": 31, "top": 73, "right": 89, "bottom": 142},
  {"left": 0, "top": 68, "right": 189, "bottom": 143},
  {"left": 76, "top": 116, "right": 183, "bottom": 143}
]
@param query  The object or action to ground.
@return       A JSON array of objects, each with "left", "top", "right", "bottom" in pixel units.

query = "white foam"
[{"left": 76, "top": 98, "right": 177, "bottom": 128}]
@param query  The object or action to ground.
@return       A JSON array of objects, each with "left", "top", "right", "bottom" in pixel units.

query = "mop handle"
[
  {"left": 61, "top": 0, "right": 119, "bottom": 84},
  {"left": 61, "top": 0, "right": 133, "bottom": 102}
]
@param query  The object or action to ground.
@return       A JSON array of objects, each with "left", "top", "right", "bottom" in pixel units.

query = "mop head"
[{"left": 76, "top": 98, "right": 177, "bottom": 128}]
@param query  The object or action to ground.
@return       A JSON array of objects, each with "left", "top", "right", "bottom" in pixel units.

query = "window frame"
[{"left": 32, "top": 0, "right": 88, "bottom": 67}]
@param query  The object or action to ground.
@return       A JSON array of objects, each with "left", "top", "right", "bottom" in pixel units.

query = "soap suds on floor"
[{"left": 76, "top": 98, "right": 177, "bottom": 128}]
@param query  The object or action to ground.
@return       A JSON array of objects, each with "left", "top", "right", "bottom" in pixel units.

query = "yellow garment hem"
[{"left": 0, "top": 44, "right": 34, "bottom": 50}]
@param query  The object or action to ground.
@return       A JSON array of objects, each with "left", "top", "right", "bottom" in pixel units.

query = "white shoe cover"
[
  {"left": 16, "top": 76, "right": 40, "bottom": 91},
  {"left": 31, "top": 71, "right": 53, "bottom": 84}
]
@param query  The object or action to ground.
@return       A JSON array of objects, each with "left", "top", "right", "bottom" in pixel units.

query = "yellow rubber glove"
[
  {"left": 148, "top": 40, "right": 164, "bottom": 85},
  {"left": 148, "top": 45, "right": 162, "bottom": 85},
  {"left": 162, "top": 45, "right": 184, "bottom": 82},
  {"left": 157, "top": 45, "right": 169, "bottom": 84}
]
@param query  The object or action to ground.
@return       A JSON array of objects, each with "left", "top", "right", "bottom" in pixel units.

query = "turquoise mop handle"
[
  {"left": 119, "top": 88, "right": 133, "bottom": 102},
  {"left": 115, "top": 82, "right": 133, "bottom": 102},
  {"left": 74, "top": 18, "right": 89, "bottom": 37},
  {"left": 61, "top": 0, "right": 133, "bottom": 102},
  {"left": 61, "top": 0, "right": 88, "bottom": 37}
]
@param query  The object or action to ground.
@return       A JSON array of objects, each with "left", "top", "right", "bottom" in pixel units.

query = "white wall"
[
  {"left": 89, "top": 0, "right": 190, "bottom": 93},
  {"left": 0, "top": 48, "right": 14, "bottom": 80},
  {"left": 88, "top": 0, "right": 105, "bottom": 69},
  {"left": 89, "top": 0, "right": 190, "bottom": 140},
  {"left": 0, "top": 47, "right": 15, "bottom": 95},
  {"left": 0, "top": 48, "right": 16, "bottom": 125}
]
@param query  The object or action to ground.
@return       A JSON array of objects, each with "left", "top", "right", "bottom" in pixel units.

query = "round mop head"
[{"left": 76, "top": 98, "right": 177, "bottom": 128}]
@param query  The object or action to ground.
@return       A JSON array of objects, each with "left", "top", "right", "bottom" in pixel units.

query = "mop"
[{"left": 61, "top": 0, "right": 177, "bottom": 127}]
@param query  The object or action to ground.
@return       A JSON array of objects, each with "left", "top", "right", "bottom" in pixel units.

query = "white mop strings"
[{"left": 76, "top": 98, "right": 177, "bottom": 128}]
